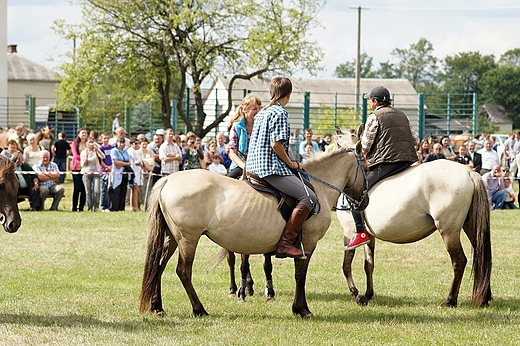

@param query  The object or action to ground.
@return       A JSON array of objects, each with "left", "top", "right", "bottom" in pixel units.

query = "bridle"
[{"left": 306, "top": 148, "right": 368, "bottom": 210}]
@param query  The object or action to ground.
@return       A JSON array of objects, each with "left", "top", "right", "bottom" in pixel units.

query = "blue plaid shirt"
[
  {"left": 32, "top": 161, "right": 60, "bottom": 188},
  {"left": 246, "top": 103, "right": 293, "bottom": 178}
]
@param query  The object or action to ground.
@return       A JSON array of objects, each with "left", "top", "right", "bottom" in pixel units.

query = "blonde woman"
[
  {"left": 23, "top": 133, "right": 42, "bottom": 166},
  {"left": 226, "top": 94, "right": 261, "bottom": 179}
]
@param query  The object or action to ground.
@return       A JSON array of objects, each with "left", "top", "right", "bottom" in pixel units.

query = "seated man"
[
  {"left": 32, "top": 150, "right": 65, "bottom": 211},
  {"left": 482, "top": 164, "right": 506, "bottom": 210},
  {"left": 13, "top": 151, "right": 41, "bottom": 211},
  {"left": 423, "top": 143, "right": 446, "bottom": 162}
]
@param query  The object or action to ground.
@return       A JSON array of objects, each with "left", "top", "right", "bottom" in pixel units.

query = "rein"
[{"left": 306, "top": 148, "right": 368, "bottom": 209}]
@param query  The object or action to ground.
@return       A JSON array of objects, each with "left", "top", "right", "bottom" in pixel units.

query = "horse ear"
[
  {"left": 356, "top": 123, "right": 365, "bottom": 139},
  {"left": 335, "top": 126, "right": 343, "bottom": 135},
  {"left": 355, "top": 140, "right": 363, "bottom": 157}
]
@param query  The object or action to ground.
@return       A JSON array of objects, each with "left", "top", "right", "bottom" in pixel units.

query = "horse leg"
[
  {"left": 292, "top": 255, "right": 313, "bottom": 318},
  {"left": 227, "top": 251, "right": 238, "bottom": 296},
  {"left": 440, "top": 232, "right": 467, "bottom": 308},
  {"left": 176, "top": 239, "right": 208, "bottom": 316},
  {"left": 264, "top": 254, "right": 275, "bottom": 301},
  {"left": 150, "top": 231, "right": 178, "bottom": 317},
  {"left": 237, "top": 254, "right": 251, "bottom": 301}
]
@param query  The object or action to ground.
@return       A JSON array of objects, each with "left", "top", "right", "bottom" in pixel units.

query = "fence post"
[
  {"left": 418, "top": 93, "right": 425, "bottom": 141},
  {"left": 473, "top": 93, "right": 478, "bottom": 136},
  {"left": 333, "top": 93, "right": 338, "bottom": 128},
  {"left": 103, "top": 99, "right": 107, "bottom": 132},
  {"left": 214, "top": 88, "right": 219, "bottom": 137},
  {"left": 303, "top": 92, "right": 310, "bottom": 130},
  {"left": 29, "top": 97, "right": 36, "bottom": 130},
  {"left": 361, "top": 96, "right": 367, "bottom": 124},
  {"left": 447, "top": 93, "right": 451, "bottom": 136},
  {"left": 171, "top": 99, "right": 177, "bottom": 132},
  {"left": 124, "top": 100, "right": 131, "bottom": 135},
  {"left": 185, "top": 87, "right": 190, "bottom": 134}
]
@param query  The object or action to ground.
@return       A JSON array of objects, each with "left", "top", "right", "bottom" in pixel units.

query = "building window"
[{"left": 25, "top": 95, "right": 32, "bottom": 113}]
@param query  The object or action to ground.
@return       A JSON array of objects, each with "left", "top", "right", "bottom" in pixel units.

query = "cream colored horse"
[
  {"left": 140, "top": 146, "right": 368, "bottom": 318},
  {"left": 337, "top": 131, "right": 492, "bottom": 308}
]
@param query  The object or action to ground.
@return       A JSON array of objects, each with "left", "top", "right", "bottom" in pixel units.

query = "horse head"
[
  {"left": 0, "top": 156, "right": 22, "bottom": 233},
  {"left": 334, "top": 126, "right": 369, "bottom": 210}
]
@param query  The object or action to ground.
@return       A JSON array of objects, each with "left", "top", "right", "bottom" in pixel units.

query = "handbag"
[{"left": 123, "top": 165, "right": 135, "bottom": 185}]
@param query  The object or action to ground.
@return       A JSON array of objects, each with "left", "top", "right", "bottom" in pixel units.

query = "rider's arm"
[
  {"left": 361, "top": 114, "right": 378, "bottom": 156},
  {"left": 272, "top": 141, "right": 298, "bottom": 170}
]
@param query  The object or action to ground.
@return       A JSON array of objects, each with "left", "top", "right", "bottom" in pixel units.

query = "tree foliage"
[
  {"left": 334, "top": 53, "right": 375, "bottom": 78},
  {"left": 54, "top": 0, "right": 324, "bottom": 138},
  {"left": 390, "top": 38, "right": 438, "bottom": 91},
  {"left": 439, "top": 52, "right": 496, "bottom": 95}
]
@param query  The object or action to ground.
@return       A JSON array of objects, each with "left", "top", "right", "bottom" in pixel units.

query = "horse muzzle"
[{"left": 0, "top": 212, "right": 21, "bottom": 233}]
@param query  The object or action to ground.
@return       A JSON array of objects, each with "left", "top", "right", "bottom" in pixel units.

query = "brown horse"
[
  {"left": 0, "top": 155, "right": 22, "bottom": 233},
  {"left": 35, "top": 126, "right": 55, "bottom": 154}
]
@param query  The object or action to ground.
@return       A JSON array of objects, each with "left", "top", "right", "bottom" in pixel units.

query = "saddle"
[{"left": 246, "top": 171, "right": 316, "bottom": 222}]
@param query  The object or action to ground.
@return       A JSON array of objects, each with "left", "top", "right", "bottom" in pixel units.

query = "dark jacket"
[
  {"left": 424, "top": 153, "right": 446, "bottom": 163},
  {"left": 365, "top": 106, "right": 418, "bottom": 168},
  {"left": 17, "top": 162, "right": 38, "bottom": 190},
  {"left": 469, "top": 151, "right": 482, "bottom": 173}
]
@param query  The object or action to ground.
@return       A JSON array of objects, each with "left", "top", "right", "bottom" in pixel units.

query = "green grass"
[{"left": 2, "top": 178, "right": 519, "bottom": 345}]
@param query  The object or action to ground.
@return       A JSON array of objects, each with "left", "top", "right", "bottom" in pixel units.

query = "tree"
[
  {"left": 390, "top": 38, "right": 438, "bottom": 91},
  {"left": 480, "top": 64, "right": 520, "bottom": 128},
  {"left": 374, "top": 61, "right": 398, "bottom": 79},
  {"left": 499, "top": 48, "right": 520, "bottom": 67},
  {"left": 438, "top": 52, "right": 496, "bottom": 95},
  {"left": 334, "top": 53, "right": 376, "bottom": 78},
  {"left": 54, "top": 0, "right": 324, "bottom": 138}
]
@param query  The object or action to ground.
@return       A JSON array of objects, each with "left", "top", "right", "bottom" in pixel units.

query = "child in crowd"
[
  {"left": 503, "top": 177, "right": 517, "bottom": 209},
  {"left": 208, "top": 154, "right": 227, "bottom": 175}
]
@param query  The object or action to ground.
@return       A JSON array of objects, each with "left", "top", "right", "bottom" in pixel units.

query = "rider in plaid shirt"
[{"left": 246, "top": 77, "right": 316, "bottom": 259}]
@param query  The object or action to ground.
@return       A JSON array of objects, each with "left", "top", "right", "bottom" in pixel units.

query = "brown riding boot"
[{"left": 276, "top": 204, "right": 311, "bottom": 258}]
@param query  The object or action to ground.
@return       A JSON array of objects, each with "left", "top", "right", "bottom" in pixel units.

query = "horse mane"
[
  {"left": 0, "top": 156, "right": 18, "bottom": 198},
  {"left": 301, "top": 147, "right": 349, "bottom": 171}
]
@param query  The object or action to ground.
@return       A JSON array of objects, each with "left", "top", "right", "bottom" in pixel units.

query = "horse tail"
[
  {"left": 211, "top": 248, "right": 229, "bottom": 269},
  {"left": 465, "top": 171, "right": 492, "bottom": 307},
  {"left": 139, "top": 177, "right": 171, "bottom": 313}
]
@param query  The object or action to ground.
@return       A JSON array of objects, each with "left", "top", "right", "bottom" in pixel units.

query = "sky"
[{"left": 6, "top": 0, "right": 520, "bottom": 79}]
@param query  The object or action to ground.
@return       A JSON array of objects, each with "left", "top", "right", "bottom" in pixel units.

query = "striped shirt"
[{"left": 246, "top": 103, "right": 293, "bottom": 178}]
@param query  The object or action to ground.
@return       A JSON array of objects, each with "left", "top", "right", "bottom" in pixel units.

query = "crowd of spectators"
[{"left": 2, "top": 120, "right": 519, "bottom": 212}]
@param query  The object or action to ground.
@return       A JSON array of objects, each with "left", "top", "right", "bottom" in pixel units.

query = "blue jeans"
[
  {"left": 82, "top": 174, "right": 100, "bottom": 211},
  {"left": 101, "top": 176, "right": 109, "bottom": 210},
  {"left": 491, "top": 190, "right": 506, "bottom": 210},
  {"left": 54, "top": 158, "right": 67, "bottom": 184}
]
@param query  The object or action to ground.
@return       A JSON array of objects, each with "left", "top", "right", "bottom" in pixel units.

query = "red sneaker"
[{"left": 344, "top": 230, "right": 370, "bottom": 250}]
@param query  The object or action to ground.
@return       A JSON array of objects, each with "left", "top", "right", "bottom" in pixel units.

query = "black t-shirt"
[{"left": 53, "top": 139, "right": 71, "bottom": 159}]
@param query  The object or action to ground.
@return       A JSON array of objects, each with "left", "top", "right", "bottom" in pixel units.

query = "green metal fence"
[{"left": 1, "top": 91, "right": 478, "bottom": 142}]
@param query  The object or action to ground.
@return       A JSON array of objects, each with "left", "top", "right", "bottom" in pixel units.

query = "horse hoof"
[
  {"left": 155, "top": 310, "right": 166, "bottom": 318},
  {"left": 440, "top": 301, "right": 457, "bottom": 308},
  {"left": 266, "top": 296, "right": 275, "bottom": 302},
  {"left": 238, "top": 297, "right": 245, "bottom": 302},
  {"left": 356, "top": 295, "right": 369, "bottom": 306},
  {"left": 229, "top": 293, "right": 237, "bottom": 298}
]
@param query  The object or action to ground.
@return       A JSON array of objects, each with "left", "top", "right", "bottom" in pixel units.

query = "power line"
[{"left": 365, "top": 6, "right": 520, "bottom": 11}]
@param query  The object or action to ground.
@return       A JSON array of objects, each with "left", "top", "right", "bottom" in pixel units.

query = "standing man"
[
  {"left": 112, "top": 113, "right": 122, "bottom": 135},
  {"left": 99, "top": 132, "right": 114, "bottom": 212},
  {"left": 159, "top": 128, "right": 182, "bottom": 175},
  {"left": 109, "top": 126, "right": 130, "bottom": 149},
  {"left": 346, "top": 86, "right": 419, "bottom": 250},
  {"left": 147, "top": 129, "right": 165, "bottom": 184},
  {"left": 33, "top": 150, "right": 65, "bottom": 211},
  {"left": 478, "top": 139, "right": 499, "bottom": 176},
  {"left": 298, "top": 128, "right": 320, "bottom": 157},
  {"left": 467, "top": 141, "right": 482, "bottom": 174}
]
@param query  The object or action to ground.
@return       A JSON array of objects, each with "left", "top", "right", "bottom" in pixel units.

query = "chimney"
[{"left": 7, "top": 45, "right": 17, "bottom": 53}]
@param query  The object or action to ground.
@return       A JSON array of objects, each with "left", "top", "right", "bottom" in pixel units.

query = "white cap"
[{"left": 155, "top": 129, "right": 165, "bottom": 135}]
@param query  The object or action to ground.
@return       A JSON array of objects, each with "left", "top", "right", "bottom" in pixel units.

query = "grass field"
[{"left": 1, "top": 179, "right": 519, "bottom": 345}]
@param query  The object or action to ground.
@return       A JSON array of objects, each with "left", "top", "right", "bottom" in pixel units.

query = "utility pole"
[{"left": 349, "top": 6, "right": 369, "bottom": 113}]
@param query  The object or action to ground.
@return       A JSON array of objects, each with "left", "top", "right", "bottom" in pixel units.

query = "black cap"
[{"left": 364, "top": 86, "right": 390, "bottom": 102}]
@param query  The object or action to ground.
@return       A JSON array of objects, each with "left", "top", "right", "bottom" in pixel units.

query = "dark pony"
[{"left": 0, "top": 155, "right": 22, "bottom": 233}]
